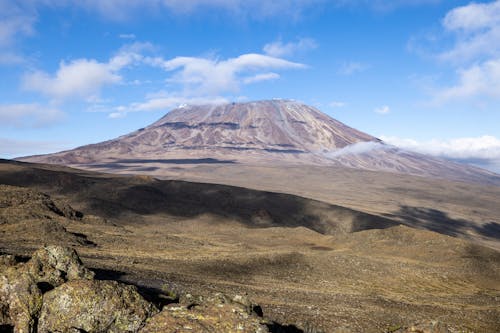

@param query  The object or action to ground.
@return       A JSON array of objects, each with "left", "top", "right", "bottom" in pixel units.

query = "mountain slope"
[{"left": 19, "top": 99, "right": 500, "bottom": 185}]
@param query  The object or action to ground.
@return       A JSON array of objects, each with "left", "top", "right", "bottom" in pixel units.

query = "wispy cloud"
[
  {"left": 0, "top": 103, "right": 65, "bottom": 128},
  {"left": 146, "top": 53, "right": 306, "bottom": 95},
  {"left": 374, "top": 105, "right": 390, "bottom": 114},
  {"left": 243, "top": 72, "right": 280, "bottom": 84},
  {"left": 417, "top": 1, "right": 500, "bottom": 103},
  {"left": 436, "top": 59, "right": 500, "bottom": 102},
  {"left": 263, "top": 38, "right": 317, "bottom": 57},
  {"left": 22, "top": 40, "right": 306, "bottom": 117},
  {"left": 0, "top": 2, "right": 36, "bottom": 65},
  {"left": 66, "top": 0, "right": 324, "bottom": 21},
  {"left": 119, "top": 33, "right": 136, "bottom": 39},
  {"left": 330, "top": 101, "right": 346, "bottom": 108},
  {"left": 334, "top": 0, "right": 443, "bottom": 12},
  {"left": 322, "top": 141, "right": 387, "bottom": 158},
  {"left": 440, "top": 0, "right": 500, "bottom": 64},
  {"left": 338, "top": 61, "right": 368, "bottom": 75},
  {"left": 0, "top": 2, "right": 35, "bottom": 46},
  {"left": 381, "top": 135, "right": 500, "bottom": 173},
  {"left": 108, "top": 95, "right": 229, "bottom": 118}
]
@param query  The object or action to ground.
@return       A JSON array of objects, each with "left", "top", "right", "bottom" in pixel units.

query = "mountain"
[{"left": 19, "top": 99, "right": 500, "bottom": 185}]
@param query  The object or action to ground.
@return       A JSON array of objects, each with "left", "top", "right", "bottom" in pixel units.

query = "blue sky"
[{"left": 1, "top": 0, "right": 500, "bottom": 172}]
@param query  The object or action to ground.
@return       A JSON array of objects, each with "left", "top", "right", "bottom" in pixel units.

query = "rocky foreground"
[
  {"left": 1, "top": 246, "right": 268, "bottom": 333},
  {"left": 2, "top": 246, "right": 457, "bottom": 333}
]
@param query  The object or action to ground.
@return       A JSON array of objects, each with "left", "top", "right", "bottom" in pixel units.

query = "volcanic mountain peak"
[
  {"left": 18, "top": 99, "right": 500, "bottom": 185},
  {"left": 141, "top": 99, "right": 378, "bottom": 153}
]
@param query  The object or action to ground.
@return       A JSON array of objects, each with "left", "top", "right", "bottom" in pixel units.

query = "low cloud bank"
[
  {"left": 321, "top": 141, "right": 388, "bottom": 158},
  {"left": 381, "top": 135, "right": 500, "bottom": 173}
]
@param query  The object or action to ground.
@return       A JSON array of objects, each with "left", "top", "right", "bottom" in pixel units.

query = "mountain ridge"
[{"left": 18, "top": 99, "right": 500, "bottom": 185}]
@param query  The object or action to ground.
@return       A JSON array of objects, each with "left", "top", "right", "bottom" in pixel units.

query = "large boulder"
[
  {"left": 0, "top": 267, "right": 42, "bottom": 333},
  {"left": 0, "top": 246, "right": 94, "bottom": 333},
  {"left": 140, "top": 293, "right": 268, "bottom": 333},
  {"left": 38, "top": 279, "right": 158, "bottom": 333},
  {"left": 25, "top": 245, "right": 94, "bottom": 286}
]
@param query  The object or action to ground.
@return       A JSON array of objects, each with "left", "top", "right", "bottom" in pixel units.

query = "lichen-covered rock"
[
  {"left": 0, "top": 246, "right": 94, "bottom": 333},
  {"left": 0, "top": 266, "right": 42, "bottom": 333},
  {"left": 38, "top": 279, "right": 158, "bottom": 333},
  {"left": 140, "top": 293, "right": 268, "bottom": 333},
  {"left": 25, "top": 245, "right": 94, "bottom": 286},
  {"left": 0, "top": 254, "right": 17, "bottom": 267}
]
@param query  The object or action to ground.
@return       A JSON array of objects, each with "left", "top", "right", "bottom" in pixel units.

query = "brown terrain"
[
  {"left": 1, "top": 159, "right": 499, "bottom": 332},
  {"left": 3, "top": 100, "right": 500, "bottom": 332}
]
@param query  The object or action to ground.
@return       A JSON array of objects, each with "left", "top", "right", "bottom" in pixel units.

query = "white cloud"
[
  {"left": 119, "top": 33, "right": 136, "bottom": 39},
  {"left": 263, "top": 38, "right": 317, "bottom": 57},
  {"left": 0, "top": 103, "right": 64, "bottom": 128},
  {"left": 374, "top": 105, "right": 390, "bottom": 114},
  {"left": 436, "top": 58, "right": 500, "bottom": 101},
  {"left": 330, "top": 101, "right": 346, "bottom": 107},
  {"left": 108, "top": 112, "right": 126, "bottom": 119},
  {"left": 109, "top": 96, "right": 229, "bottom": 118},
  {"left": 23, "top": 59, "right": 121, "bottom": 100},
  {"left": 443, "top": 0, "right": 500, "bottom": 32},
  {"left": 381, "top": 135, "right": 500, "bottom": 173},
  {"left": 424, "top": 1, "right": 500, "bottom": 103},
  {"left": 0, "top": 2, "right": 35, "bottom": 46},
  {"left": 322, "top": 141, "right": 387, "bottom": 158},
  {"left": 147, "top": 53, "right": 305, "bottom": 95},
  {"left": 0, "top": 2, "right": 36, "bottom": 65},
  {"left": 243, "top": 72, "right": 280, "bottom": 84},
  {"left": 20, "top": 40, "right": 304, "bottom": 112},
  {"left": 440, "top": 0, "right": 500, "bottom": 63},
  {"left": 22, "top": 43, "right": 147, "bottom": 100},
  {"left": 0, "top": 52, "right": 25, "bottom": 65},
  {"left": 0, "top": 137, "right": 72, "bottom": 159},
  {"left": 338, "top": 61, "right": 368, "bottom": 75}
]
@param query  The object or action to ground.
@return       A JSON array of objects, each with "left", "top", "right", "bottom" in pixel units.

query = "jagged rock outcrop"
[
  {"left": 25, "top": 246, "right": 94, "bottom": 286},
  {"left": 0, "top": 246, "right": 94, "bottom": 333},
  {"left": 38, "top": 279, "right": 158, "bottom": 333},
  {"left": 140, "top": 293, "right": 268, "bottom": 333},
  {"left": 1, "top": 247, "right": 271, "bottom": 333}
]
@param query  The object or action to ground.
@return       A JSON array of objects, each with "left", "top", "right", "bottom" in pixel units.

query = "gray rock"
[
  {"left": 38, "top": 279, "right": 158, "bottom": 333},
  {"left": 140, "top": 293, "right": 268, "bottom": 333},
  {"left": 0, "top": 246, "right": 94, "bottom": 333}
]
